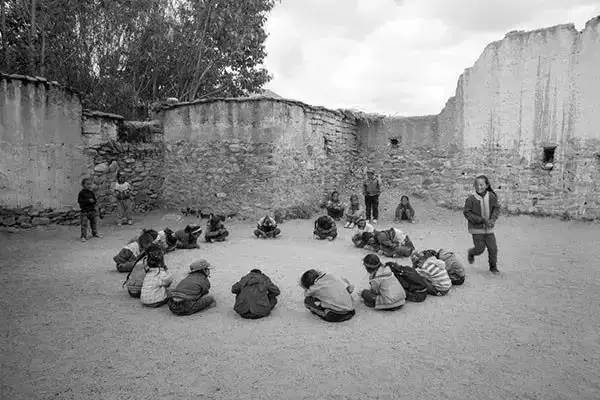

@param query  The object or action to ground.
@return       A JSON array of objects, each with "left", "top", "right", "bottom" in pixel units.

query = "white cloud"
[{"left": 264, "top": 0, "right": 600, "bottom": 115}]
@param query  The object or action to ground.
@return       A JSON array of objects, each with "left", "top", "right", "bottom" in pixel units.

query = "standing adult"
[{"left": 363, "top": 169, "right": 382, "bottom": 224}]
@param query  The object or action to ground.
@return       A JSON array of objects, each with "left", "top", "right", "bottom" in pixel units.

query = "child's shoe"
[
  {"left": 467, "top": 252, "right": 474, "bottom": 264},
  {"left": 93, "top": 233, "right": 103, "bottom": 238},
  {"left": 80, "top": 236, "right": 87, "bottom": 242},
  {"left": 327, "top": 236, "right": 335, "bottom": 241},
  {"left": 490, "top": 267, "right": 500, "bottom": 274},
  {"left": 348, "top": 223, "right": 355, "bottom": 229},
  {"left": 127, "top": 220, "right": 133, "bottom": 225},
  {"left": 372, "top": 219, "right": 377, "bottom": 224},
  {"left": 117, "top": 222, "right": 122, "bottom": 226}
]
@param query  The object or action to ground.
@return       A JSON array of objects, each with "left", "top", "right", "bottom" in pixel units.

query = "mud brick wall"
[{"left": 158, "top": 98, "right": 359, "bottom": 218}]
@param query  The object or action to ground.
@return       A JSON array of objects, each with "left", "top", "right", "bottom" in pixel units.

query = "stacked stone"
[
  {"left": 0, "top": 207, "right": 81, "bottom": 228},
  {"left": 85, "top": 139, "right": 164, "bottom": 215}
]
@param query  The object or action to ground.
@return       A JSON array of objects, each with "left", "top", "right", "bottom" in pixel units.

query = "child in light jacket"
[
  {"left": 140, "top": 245, "right": 173, "bottom": 307},
  {"left": 300, "top": 269, "right": 355, "bottom": 322},
  {"left": 375, "top": 227, "right": 415, "bottom": 257},
  {"left": 361, "top": 254, "right": 406, "bottom": 310}
]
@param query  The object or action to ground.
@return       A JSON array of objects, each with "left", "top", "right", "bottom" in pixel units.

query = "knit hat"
[{"left": 190, "top": 259, "right": 214, "bottom": 272}]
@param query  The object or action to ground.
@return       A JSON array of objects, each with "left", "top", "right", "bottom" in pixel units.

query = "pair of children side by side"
[
  {"left": 299, "top": 254, "right": 407, "bottom": 322},
  {"left": 464, "top": 175, "right": 500, "bottom": 274},
  {"left": 320, "top": 191, "right": 365, "bottom": 228},
  {"left": 352, "top": 224, "right": 415, "bottom": 258}
]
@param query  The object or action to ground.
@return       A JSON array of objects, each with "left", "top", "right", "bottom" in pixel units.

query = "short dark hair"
[
  {"left": 300, "top": 269, "right": 321, "bottom": 289},
  {"left": 363, "top": 253, "right": 381, "bottom": 272},
  {"left": 250, "top": 268, "right": 262, "bottom": 274},
  {"left": 81, "top": 177, "right": 91, "bottom": 186}
]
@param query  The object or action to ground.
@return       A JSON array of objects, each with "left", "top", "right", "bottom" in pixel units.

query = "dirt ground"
[{"left": 1, "top": 198, "right": 599, "bottom": 400}]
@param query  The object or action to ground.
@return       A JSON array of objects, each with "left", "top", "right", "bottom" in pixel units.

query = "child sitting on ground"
[
  {"left": 173, "top": 225, "right": 203, "bottom": 249},
  {"left": 351, "top": 218, "right": 375, "bottom": 247},
  {"left": 300, "top": 269, "right": 355, "bottom": 322},
  {"left": 344, "top": 194, "right": 364, "bottom": 228},
  {"left": 374, "top": 227, "right": 415, "bottom": 257},
  {"left": 78, "top": 177, "right": 103, "bottom": 242},
  {"left": 232, "top": 269, "right": 281, "bottom": 319},
  {"left": 313, "top": 215, "right": 337, "bottom": 241},
  {"left": 411, "top": 250, "right": 452, "bottom": 296},
  {"left": 324, "top": 191, "right": 345, "bottom": 221},
  {"left": 168, "top": 259, "right": 216, "bottom": 316},
  {"left": 205, "top": 213, "right": 229, "bottom": 242},
  {"left": 436, "top": 249, "right": 466, "bottom": 286},
  {"left": 123, "top": 243, "right": 162, "bottom": 298},
  {"left": 361, "top": 254, "right": 406, "bottom": 310},
  {"left": 395, "top": 195, "right": 415, "bottom": 223},
  {"left": 113, "top": 229, "right": 158, "bottom": 273},
  {"left": 113, "top": 171, "right": 134, "bottom": 226},
  {"left": 385, "top": 261, "right": 428, "bottom": 302},
  {"left": 154, "top": 227, "right": 177, "bottom": 252},
  {"left": 140, "top": 247, "right": 173, "bottom": 307},
  {"left": 254, "top": 215, "right": 281, "bottom": 238}
]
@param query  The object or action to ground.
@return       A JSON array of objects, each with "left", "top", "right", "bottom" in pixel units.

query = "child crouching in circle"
[
  {"left": 360, "top": 254, "right": 406, "bottom": 311},
  {"left": 300, "top": 269, "right": 355, "bottom": 322},
  {"left": 254, "top": 215, "right": 281, "bottom": 238},
  {"left": 140, "top": 245, "right": 172, "bottom": 307},
  {"left": 168, "top": 260, "right": 216, "bottom": 316},
  {"left": 313, "top": 215, "right": 337, "bottom": 241}
]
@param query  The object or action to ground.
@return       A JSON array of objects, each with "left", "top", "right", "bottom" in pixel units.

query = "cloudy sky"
[{"left": 263, "top": 0, "right": 600, "bottom": 116}]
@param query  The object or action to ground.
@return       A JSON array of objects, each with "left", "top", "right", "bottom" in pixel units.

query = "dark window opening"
[
  {"left": 543, "top": 146, "right": 556, "bottom": 163},
  {"left": 323, "top": 137, "right": 332, "bottom": 155},
  {"left": 541, "top": 146, "right": 556, "bottom": 170},
  {"left": 389, "top": 137, "right": 399, "bottom": 147}
]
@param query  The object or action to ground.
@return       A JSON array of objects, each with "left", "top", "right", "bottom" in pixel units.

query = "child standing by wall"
[
  {"left": 78, "top": 178, "right": 102, "bottom": 242},
  {"left": 395, "top": 195, "right": 415, "bottom": 223},
  {"left": 113, "top": 172, "right": 134, "bottom": 226},
  {"left": 463, "top": 175, "right": 500, "bottom": 274},
  {"left": 363, "top": 169, "right": 382, "bottom": 224}
]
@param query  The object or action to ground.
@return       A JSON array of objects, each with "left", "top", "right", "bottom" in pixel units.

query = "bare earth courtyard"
[{"left": 1, "top": 199, "right": 599, "bottom": 400}]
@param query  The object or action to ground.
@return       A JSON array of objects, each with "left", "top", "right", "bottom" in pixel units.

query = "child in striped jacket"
[{"left": 411, "top": 250, "right": 452, "bottom": 296}]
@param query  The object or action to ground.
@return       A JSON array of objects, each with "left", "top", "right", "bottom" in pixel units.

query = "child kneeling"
[
  {"left": 361, "top": 254, "right": 406, "bottom": 310},
  {"left": 168, "top": 260, "right": 216, "bottom": 316},
  {"left": 313, "top": 215, "right": 337, "bottom": 240},
  {"left": 254, "top": 215, "right": 281, "bottom": 239},
  {"left": 375, "top": 228, "right": 415, "bottom": 257},
  {"left": 232, "top": 269, "right": 280, "bottom": 319},
  {"left": 300, "top": 269, "right": 355, "bottom": 322}
]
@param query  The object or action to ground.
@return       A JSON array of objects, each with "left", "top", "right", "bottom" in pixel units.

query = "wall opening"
[
  {"left": 542, "top": 145, "right": 556, "bottom": 170},
  {"left": 389, "top": 137, "right": 400, "bottom": 148}
]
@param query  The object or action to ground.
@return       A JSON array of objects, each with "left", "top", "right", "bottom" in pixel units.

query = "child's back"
[
  {"left": 304, "top": 273, "right": 354, "bottom": 313},
  {"left": 141, "top": 268, "right": 172, "bottom": 306}
]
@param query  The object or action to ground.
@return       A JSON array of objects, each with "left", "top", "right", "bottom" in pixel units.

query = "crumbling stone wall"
[{"left": 158, "top": 98, "right": 359, "bottom": 218}]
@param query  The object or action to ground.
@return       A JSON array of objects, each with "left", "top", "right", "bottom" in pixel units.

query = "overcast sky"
[{"left": 263, "top": 0, "right": 600, "bottom": 116}]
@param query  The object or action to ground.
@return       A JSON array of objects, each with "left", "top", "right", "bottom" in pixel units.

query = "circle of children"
[{"left": 87, "top": 170, "right": 499, "bottom": 322}]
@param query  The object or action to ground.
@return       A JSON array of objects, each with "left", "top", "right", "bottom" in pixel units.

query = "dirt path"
[{"left": 1, "top": 200, "right": 599, "bottom": 400}]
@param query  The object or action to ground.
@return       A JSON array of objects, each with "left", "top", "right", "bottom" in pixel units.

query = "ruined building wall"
[
  {"left": 0, "top": 74, "right": 85, "bottom": 211},
  {"left": 158, "top": 98, "right": 359, "bottom": 217},
  {"left": 360, "top": 16, "right": 600, "bottom": 220}
]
